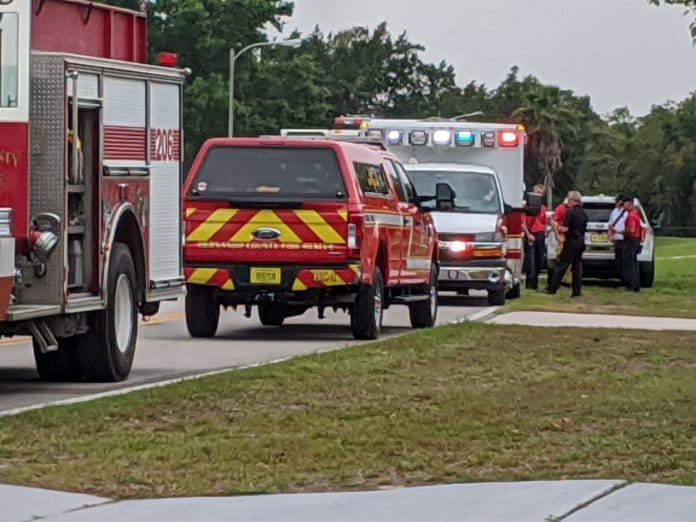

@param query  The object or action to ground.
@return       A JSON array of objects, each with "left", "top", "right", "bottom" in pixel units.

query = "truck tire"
[
  {"left": 33, "top": 338, "right": 81, "bottom": 382},
  {"left": 77, "top": 243, "right": 138, "bottom": 382},
  {"left": 639, "top": 260, "right": 655, "bottom": 288},
  {"left": 351, "top": 267, "right": 384, "bottom": 340},
  {"left": 488, "top": 286, "right": 506, "bottom": 306},
  {"left": 258, "top": 303, "right": 286, "bottom": 327},
  {"left": 185, "top": 285, "right": 219, "bottom": 338},
  {"left": 409, "top": 266, "right": 438, "bottom": 329}
]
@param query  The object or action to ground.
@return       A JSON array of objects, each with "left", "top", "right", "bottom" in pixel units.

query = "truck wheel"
[
  {"left": 351, "top": 267, "right": 384, "bottom": 340},
  {"left": 506, "top": 283, "right": 521, "bottom": 299},
  {"left": 639, "top": 261, "right": 655, "bottom": 288},
  {"left": 258, "top": 303, "right": 286, "bottom": 326},
  {"left": 488, "top": 286, "right": 506, "bottom": 306},
  {"left": 185, "top": 285, "right": 219, "bottom": 338},
  {"left": 32, "top": 338, "right": 81, "bottom": 382},
  {"left": 77, "top": 243, "right": 138, "bottom": 382},
  {"left": 409, "top": 266, "right": 438, "bottom": 329}
]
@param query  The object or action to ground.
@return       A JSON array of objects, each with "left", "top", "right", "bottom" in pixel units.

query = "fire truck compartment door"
[{"left": 148, "top": 81, "right": 182, "bottom": 282}]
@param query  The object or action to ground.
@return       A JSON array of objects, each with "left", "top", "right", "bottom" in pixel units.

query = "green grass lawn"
[
  {"left": 505, "top": 237, "right": 696, "bottom": 319},
  {"left": 1, "top": 323, "right": 694, "bottom": 499}
]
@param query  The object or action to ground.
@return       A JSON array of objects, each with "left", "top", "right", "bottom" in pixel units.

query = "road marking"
[{"left": 0, "top": 312, "right": 185, "bottom": 347}]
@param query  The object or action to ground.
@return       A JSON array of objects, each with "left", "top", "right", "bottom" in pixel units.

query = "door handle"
[{"left": 118, "top": 183, "right": 129, "bottom": 200}]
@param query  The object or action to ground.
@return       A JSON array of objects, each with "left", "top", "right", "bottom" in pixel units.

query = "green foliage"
[{"left": 648, "top": 0, "right": 696, "bottom": 41}]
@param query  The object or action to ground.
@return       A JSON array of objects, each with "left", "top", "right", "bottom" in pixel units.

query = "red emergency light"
[
  {"left": 498, "top": 131, "right": 519, "bottom": 148},
  {"left": 159, "top": 52, "right": 179, "bottom": 68},
  {"left": 334, "top": 116, "right": 367, "bottom": 130}
]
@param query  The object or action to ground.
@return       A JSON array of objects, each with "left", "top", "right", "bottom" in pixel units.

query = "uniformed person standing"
[
  {"left": 608, "top": 194, "right": 627, "bottom": 284},
  {"left": 622, "top": 196, "right": 642, "bottom": 293},
  {"left": 546, "top": 191, "right": 588, "bottom": 297}
]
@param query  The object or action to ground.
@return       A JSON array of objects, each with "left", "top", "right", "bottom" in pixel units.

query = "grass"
[
  {"left": 505, "top": 237, "right": 696, "bottom": 319},
  {"left": 0, "top": 323, "right": 694, "bottom": 498}
]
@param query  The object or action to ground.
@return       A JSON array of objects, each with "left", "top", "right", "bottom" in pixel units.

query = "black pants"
[
  {"left": 614, "top": 240, "right": 624, "bottom": 283},
  {"left": 548, "top": 241, "right": 585, "bottom": 296},
  {"left": 621, "top": 239, "right": 640, "bottom": 291},
  {"left": 524, "top": 233, "right": 546, "bottom": 290}
]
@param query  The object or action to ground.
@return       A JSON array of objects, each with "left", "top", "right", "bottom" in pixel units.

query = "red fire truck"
[{"left": 0, "top": 0, "right": 186, "bottom": 382}]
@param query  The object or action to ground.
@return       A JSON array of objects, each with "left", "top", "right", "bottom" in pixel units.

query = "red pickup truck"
[{"left": 183, "top": 138, "right": 452, "bottom": 339}]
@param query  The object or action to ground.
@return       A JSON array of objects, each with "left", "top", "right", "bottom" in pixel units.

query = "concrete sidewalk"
[
  {"left": 4, "top": 481, "right": 696, "bottom": 522},
  {"left": 490, "top": 311, "right": 696, "bottom": 331}
]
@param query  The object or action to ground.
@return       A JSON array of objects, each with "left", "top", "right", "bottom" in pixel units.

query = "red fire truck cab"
[{"left": 0, "top": 0, "right": 186, "bottom": 382}]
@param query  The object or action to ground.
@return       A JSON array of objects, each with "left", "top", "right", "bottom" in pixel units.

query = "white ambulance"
[{"left": 335, "top": 118, "right": 529, "bottom": 306}]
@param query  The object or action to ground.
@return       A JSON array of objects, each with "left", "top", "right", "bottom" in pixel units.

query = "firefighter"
[
  {"left": 523, "top": 184, "right": 548, "bottom": 290},
  {"left": 622, "top": 196, "right": 642, "bottom": 292},
  {"left": 546, "top": 191, "right": 587, "bottom": 297}
]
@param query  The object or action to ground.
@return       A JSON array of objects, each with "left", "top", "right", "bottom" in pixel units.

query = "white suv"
[{"left": 546, "top": 196, "right": 655, "bottom": 287}]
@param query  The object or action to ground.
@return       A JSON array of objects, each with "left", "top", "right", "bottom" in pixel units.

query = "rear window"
[
  {"left": 191, "top": 147, "right": 347, "bottom": 200},
  {"left": 582, "top": 202, "right": 614, "bottom": 222}
]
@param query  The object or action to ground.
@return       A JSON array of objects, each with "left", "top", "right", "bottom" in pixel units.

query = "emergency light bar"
[{"left": 334, "top": 116, "right": 369, "bottom": 130}]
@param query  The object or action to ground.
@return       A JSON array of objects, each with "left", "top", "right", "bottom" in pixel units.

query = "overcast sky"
[{"left": 274, "top": 0, "right": 695, "bottom": 116}]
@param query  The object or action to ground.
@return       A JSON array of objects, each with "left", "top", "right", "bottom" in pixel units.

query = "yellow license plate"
[
  {"left": 313, "top": 270, "right": 339, "bottom": 283},
  {"left": 589, "top": 233, "right": 608, "bottom": 244},
  {"left": 250, "top": 268, "right": 282, "bottom": 285}
]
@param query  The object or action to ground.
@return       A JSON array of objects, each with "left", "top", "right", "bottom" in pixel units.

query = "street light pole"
[{"left": 228, "top": 38, "right": 303, "bottom": 137}]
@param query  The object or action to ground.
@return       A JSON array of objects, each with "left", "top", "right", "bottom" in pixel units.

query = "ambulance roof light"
[
  {"left": 432, "top": 130, "right": 452, "bottom": 146},
  {"left": 387, "top": 130, "right": 402, "bottom": 145},
  {"left": 498, "top": 131, "right": 520, "bottom": 148},
  {"left": 334, "top": 116, "right": 368, "bottom": 130},
  {"left": 409, "top": 130, "right": 428, "bottom": 146},
  {"left": 159, "top": 52, "right": 178, "bottom": 68},
  {"left": 482, "top": 131, "right": 496, "bottom": 147},
  {"left": 455, "top": 131, "right": 476, "bottom": 147}
]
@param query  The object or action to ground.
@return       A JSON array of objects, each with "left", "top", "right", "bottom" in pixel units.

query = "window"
[
  {"left": 383, "top": 161, "right": 408, "bottom": 202},
  {"left": 354, "top": 162, "right": 389, "bottom": 196},
  {"left": 409, "top": 170, "right": 502, "bottom": 214},
  {"left": 582, "top": 203, "right": 614, "bottom": 223},
  {"left": 192, "top": 147, "right": 347, "bottom": 200},
  {"left": 0, "top": 12, "right": 19, "bottom": 108},
  {"left": 392, "top": 161, "right": 416, "bottom": 201}
]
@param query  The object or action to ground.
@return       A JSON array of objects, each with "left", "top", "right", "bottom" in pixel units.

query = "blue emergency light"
[{"left": 455, "top": 131, "right": 475, "bottom": 147}]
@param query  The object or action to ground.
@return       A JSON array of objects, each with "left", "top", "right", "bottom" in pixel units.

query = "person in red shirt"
[
  {"left": 550, "top": 192, "right": 572, "bottom": 284},
  {"left": 621, "top": 196, "right": 642, "bottom": 292},
  {"left": 523, "top": 185, "right": 548, "bottom": 290}
]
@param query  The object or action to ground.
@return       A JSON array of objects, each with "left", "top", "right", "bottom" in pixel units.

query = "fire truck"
[
  {"left": 332, "top": 117, "right": 530, "bottom": 305},
  {"left": 0, "top": 0, "right": 186, "bottom": 381}
]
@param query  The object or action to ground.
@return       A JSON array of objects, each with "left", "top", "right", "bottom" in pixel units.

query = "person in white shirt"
[{"left": 608, "top": 194, "right": 628, "bottom": 285}]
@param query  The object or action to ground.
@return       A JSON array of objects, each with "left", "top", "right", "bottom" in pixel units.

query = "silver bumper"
[{"left": 439, "top": 266, "right": 513, "bottom": 285}]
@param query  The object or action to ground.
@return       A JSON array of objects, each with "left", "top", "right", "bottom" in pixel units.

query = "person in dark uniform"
[
  {"left": 546, "top": 191, "right": 588, "bottom": 297},
  {"left": 621, "top": 196, "right": 642, "bottom": 292}
]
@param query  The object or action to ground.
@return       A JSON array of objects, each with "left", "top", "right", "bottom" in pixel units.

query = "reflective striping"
[
  {"left": 230, "top": 210, "right": 302, "bottom": 244},
  {"left": 187, "top": 209, "right": 239, "bottom": 242},
  {"left": 507, "top": 238, "right": 523, "bottom": 250},
  {"left": 292, "top": 279, "right": 308, "bottom": 291},
  {"left": 185, "top": 208, "right": 196, "bottom": 218},
  {"left": 222, "top": 279, "right": 235, "bottom": 291},
  {"left": 311, "top": 270, "right": 347, "bottom": 287},
  {"left": 338, "top": 210, "right": 348, "bottom": 221},
  {"left": 187, "top": 268, "right": 218, "bottom": 285},
  {"left": 407, "top": 258, "right": 433, "bottom": 270},
  {"left": 349, "top": 264, "right": 361, "bottom": 275},
  {"left": 294, "top": 210, "right": 346, "bottom": 244}
]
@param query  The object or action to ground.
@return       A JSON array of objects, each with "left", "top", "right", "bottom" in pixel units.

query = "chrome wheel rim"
[
  {"left": 374, "top": 285, "right": 383, "bottom": 329},
  {"left": 429, "top": 283, "right": 438, "bottom": 318},
  {"left": 114, "top": 274, "right": 134, "bottom": 354}
]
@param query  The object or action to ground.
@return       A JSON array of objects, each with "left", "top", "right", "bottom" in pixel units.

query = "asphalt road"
[{"left": 0, "top": 294, "right": 491, "bottom": 414}]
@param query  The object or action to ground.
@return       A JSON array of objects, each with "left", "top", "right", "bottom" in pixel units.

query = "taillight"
[
  {"left": 496, "top": 215, "right": 508, "bottom": 241},
  {"left": 347, "top": 214, "right": 364, "bottom": 258}
]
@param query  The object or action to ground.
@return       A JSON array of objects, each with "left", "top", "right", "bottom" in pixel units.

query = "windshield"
[
  {"left": 191, "top": 146, "right": 347, "bottom": 201},
  {"left": 0, "top": 12, "right": 19, "bottom": 108},
  {"left": 410, "top": 170, "right": 502, "bottom": 214},
  {"left": 582, "top": 203, "right": 614, "bottom": 222}
]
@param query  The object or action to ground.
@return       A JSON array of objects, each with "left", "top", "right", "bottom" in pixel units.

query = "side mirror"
[{"left": 435, "top": 182, "right": 456, "bottom": 210}]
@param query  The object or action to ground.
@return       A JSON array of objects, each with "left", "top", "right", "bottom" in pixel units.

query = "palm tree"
[{"left": 513, "top": 86, "right": 584, "bottom": 208}]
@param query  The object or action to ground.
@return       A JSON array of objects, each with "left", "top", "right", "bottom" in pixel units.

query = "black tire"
[
  {"left": 488, "top": 286, "right": 506, "bottom": 306},
  {"left": 258, "top": 303, "right": 286, "bottom": 327},
  {"left": 32, "top": 337, "right": 81, "bottom": 382},
  {"left": 506, "top": 283, "right": 521, "bottom": 299},
  {"left": 185, "top": 284, "right": 219, "bottom": 338},
  {"left": 409, "top": 266, "right": 439, "bottom": 329},
  {"left": 77, "top": 243, "right": 138, "bottom": 382},
  {"left": 350, "top": 267, "right": 384, "bottom": 340},
  {"left": 640, "top": 261, "right": 655, "bottom": 288}
]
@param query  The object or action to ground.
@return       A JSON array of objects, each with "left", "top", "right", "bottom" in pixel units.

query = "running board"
[
  {"left": 6, "top": 304, "right": 62, "bottom": 322},
  {"left": 29, "top": 319, "right": 58, "bottom": 354},
  {"left": 391, "top": 295, "right": 430, "bottom": 304}
]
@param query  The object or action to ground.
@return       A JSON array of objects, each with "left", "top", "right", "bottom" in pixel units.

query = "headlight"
[
  {"left": 0, "top": 209, "right": 12, "bottom": 237},
  {"left": 448, "top": 240, "right": 468, "bottom": 253}
]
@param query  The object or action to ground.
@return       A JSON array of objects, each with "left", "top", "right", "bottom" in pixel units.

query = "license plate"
[
  {"left": 586, "top": 232, "right": 608, "bottom": 244},
  {"left": 250, "top": 268, "right": 281, "bottom": 285},
  {"left": 312, "top": 270, "right": 339, "bottom": 284}
]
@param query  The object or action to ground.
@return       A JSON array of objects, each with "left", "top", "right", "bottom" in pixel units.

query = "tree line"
[{"left": 105, "top": 0, "right": 696, "bottom": 227}]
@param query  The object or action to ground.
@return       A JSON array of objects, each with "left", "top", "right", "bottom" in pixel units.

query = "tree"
[{"left": 648, "top": 0, "right": 696, "bottom": 41}]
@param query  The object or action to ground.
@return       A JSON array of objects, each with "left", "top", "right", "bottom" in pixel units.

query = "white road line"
[{"left": 657, "top": 255, "right": 696, "bottom": 260}]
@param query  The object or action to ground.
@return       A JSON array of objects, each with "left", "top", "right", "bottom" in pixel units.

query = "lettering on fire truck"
[{"left": 0, "top": 150, "right": 19, "bottom": 168}]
